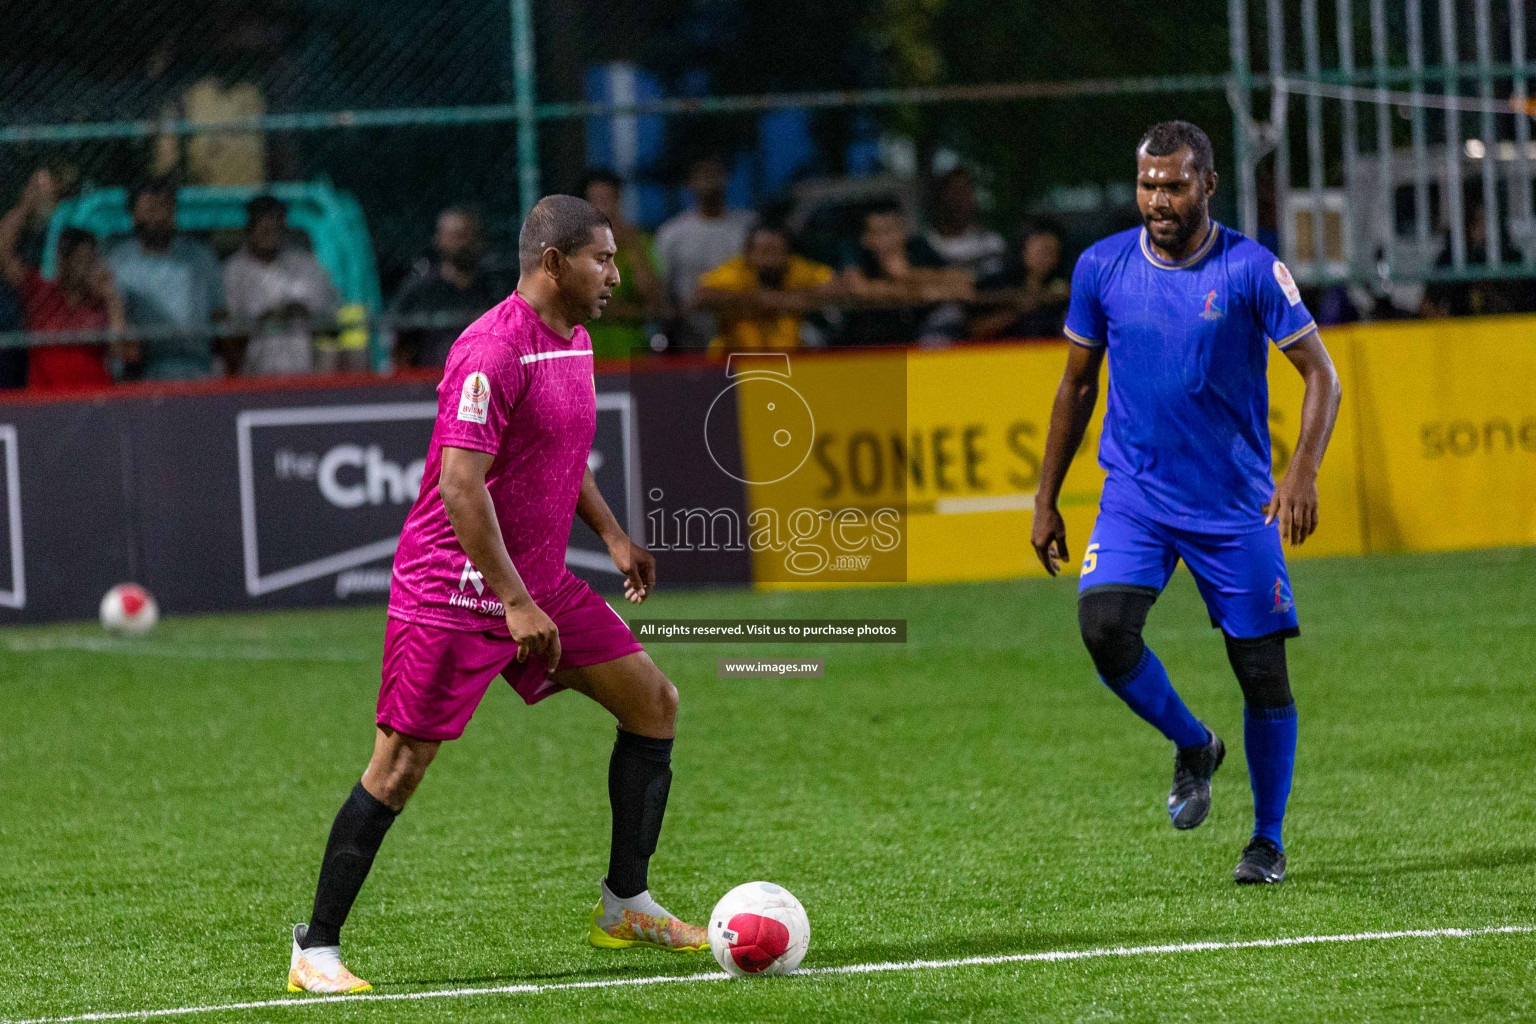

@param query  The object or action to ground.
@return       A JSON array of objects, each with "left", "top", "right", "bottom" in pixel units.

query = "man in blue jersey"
[{"left": 1031, "top": 121, "right": 1342, "bottom": 884}]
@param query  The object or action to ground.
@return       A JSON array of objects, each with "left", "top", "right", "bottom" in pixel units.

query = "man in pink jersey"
[{"left": 289, "top": 195, "right": 705, "bottom": 995}]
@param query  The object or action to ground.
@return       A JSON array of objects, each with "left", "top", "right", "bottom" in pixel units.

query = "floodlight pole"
[{"left": 511, "top": 0, "right": 540, "bottom": 221}]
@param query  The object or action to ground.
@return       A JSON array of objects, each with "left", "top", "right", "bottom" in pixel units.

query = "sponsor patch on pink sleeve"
[{"left": 458, "top": 371, "right": 490, "bottom": 424}]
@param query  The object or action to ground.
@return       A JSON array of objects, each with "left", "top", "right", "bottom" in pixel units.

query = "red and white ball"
[
  {"left": 99, "top": 583, "right": 159, "bottom": 635},
  {"left": 708, "top": 881, "right": 809, "bottom": 977}
]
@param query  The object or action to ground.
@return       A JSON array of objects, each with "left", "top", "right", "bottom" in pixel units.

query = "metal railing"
[{"left": 1230, "top": 0, "right": 1536, "bottom": 286}]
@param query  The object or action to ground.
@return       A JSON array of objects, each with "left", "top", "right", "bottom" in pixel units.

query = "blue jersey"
[{"left": 1063, "top": 222, "right": 1316, "bottom": 532}]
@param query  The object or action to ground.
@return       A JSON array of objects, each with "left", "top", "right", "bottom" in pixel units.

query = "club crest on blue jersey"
[{"left": 1199, "top": 290, "right": 1224, "bottom": 321}]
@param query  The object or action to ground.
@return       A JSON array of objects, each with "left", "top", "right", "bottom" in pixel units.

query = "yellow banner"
[
  {"left": 739, "top": 343, "right": 1108, "bottom": 586},
  {"left": 1344, "top": 315, "right": 1536, "bottom": 552},
  {"left": 738, "top": 314, "right": 1536, "bottom": 587},
  {"left": 898, "top": 341, "right": 1362, "bottom": 581},
  {"left": 902, "top": 344, "right": 1105, "bottom": 583},
  {"left": 736, "top": 350, "right": 908, "bottom": 584},
  {"left": 1263, "top": 334, "right": 1364, "bottom": 558}
]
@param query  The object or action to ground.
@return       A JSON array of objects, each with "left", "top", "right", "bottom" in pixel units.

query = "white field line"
[
  {"left": 933, "top": 491, "right": 1036, "bottom": 515},
  {"left": 0, "top": 635, "right": 372, "bottom": 663},
  {"left": 5, "top": 924, "right": 1531, "bottom": 1024}
]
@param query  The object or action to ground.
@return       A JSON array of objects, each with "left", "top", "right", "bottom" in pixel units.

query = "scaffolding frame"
[{"left": 1229, "top": 0, "right": 1536, "bottom": 285}]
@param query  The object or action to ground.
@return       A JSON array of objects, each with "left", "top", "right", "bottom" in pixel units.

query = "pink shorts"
[{"left": 377, "top": 575, "right": 644, "bottom": 741}]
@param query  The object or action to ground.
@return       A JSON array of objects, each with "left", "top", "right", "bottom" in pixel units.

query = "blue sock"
[
  {"left": 1102, "top": 646, "right": 1208, "bottom": 750},
  {"left": 1244, "top": 703, "right": 1298, "bottom": 851}
]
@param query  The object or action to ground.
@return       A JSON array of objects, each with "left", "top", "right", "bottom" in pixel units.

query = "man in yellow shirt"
[{"left": 694, "top": 223, "right": 835, "bottom": 351}]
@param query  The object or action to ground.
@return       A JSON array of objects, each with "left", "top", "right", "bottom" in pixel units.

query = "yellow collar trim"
[{"left": 1140, "top": 221, "right": 1219, "bottom": 270}]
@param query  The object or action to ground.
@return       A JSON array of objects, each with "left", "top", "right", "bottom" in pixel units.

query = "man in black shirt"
[
  {"left": 837, "top": 200, "right": 971, "bottom": 346},
  {"left": 970, "top": 219, "right": 1072, "bottom": 341},
  {"left": 387, "top": 207, "right": 511, "bottom": 368}
]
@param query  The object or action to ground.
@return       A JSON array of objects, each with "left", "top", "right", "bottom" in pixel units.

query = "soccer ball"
[
  {"left": 99, "top": 583, "right": 159, "bottom": 635},
  {"left": 708, "top": 881, "right": 809, "bottom": 977}
]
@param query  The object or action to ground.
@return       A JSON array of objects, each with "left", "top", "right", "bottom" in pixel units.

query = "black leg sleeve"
[
  {"left": 1223, "top": 631, "right": 1294, "bottom": 709},
  {"left": 305, "top": 782, "right": 399, "bottom": 948},
  {"left": 605, "top": 728, "right": 674, "bottom": 899},
  {"left": 1078, "top": 588, "right": 1158, "bottom": 683}
]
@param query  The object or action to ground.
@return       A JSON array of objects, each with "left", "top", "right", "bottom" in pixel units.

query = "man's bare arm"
[
  {"left": 1265, "top": 331, "right": 1342, "bottom": 546},
  {"left": 1030, "top": 343, "right": 1106, "bottom": 575},
  {"left": 574, "top": 465, "right": 625, "bottom": 547},
  {"left": 439, "top": 445, "right": 560, "bottom": 667},
  {"left": 693, "top": 281, "right": 843, "bottom": 317},
  {"left": 575, "top": 466, "right": 655, "bottom": 603},
  {"left": 690, "top": 284, "right": 767, "bottom": 316},
  {"left": 0, "top": 171, "right": 51, "bottom": 290}
]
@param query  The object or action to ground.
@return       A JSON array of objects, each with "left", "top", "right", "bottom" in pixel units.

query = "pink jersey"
[{"left": 388, "top": 293, "right": 595, "bottom": 633}]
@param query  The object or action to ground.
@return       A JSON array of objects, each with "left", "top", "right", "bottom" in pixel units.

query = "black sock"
[
  {"left": 303, "top": 782, "right": 399, "bottom": 948},
  {"left": 605, "top": 729, "right": 674, "bottom": 900}
]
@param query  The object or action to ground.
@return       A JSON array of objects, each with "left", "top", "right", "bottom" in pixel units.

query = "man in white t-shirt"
[
  {"left": 652, "top": 155, "right": 754, "bottom": 349},
  {"left": 919, "top": 167, "right": 1008, "bottom": 343},
  {"left": 223, "top": 195, "right": 340, "bottom": 375},
  {"left": 924, "top": 167, "right": 1008, "bottom": 279}
]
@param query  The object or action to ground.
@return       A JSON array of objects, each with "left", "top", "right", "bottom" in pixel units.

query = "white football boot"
[{"left": 287, "top": 924, "right": 372, "bottom": 994}]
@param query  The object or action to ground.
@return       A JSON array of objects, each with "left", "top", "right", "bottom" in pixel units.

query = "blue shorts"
[{"left": 1078, "top": 506, "right": 1300, "bottom": 639}]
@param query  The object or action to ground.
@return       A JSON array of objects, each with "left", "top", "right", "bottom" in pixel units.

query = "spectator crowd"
[
  {"left": 0, "top": 169, "right": 345, "bottom": 390},
  {"left": 2, "top": 156, "right": 1534, "bottom": 393}
]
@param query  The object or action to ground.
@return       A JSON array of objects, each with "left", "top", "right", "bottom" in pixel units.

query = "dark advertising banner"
[
  {"left": 123, "top": 383, "right": 441, "bottom": 615},
  {"left": 0, "top": 401, "right": 137, "bottom": 622},
  {"left": 232, "top": 396, "right": 439, "bottom": 602},
  {"left": 0, "top": 369, "right": 748, "bottom": 626},
  {"left": 0, "top": 423, "right": 22, "bottom": 612},
  {"left": 630, "top": 363, "right": 753, "bottom": 585},
  {"left": 565, "top": 390, "right": 643, "bottom": 584}
]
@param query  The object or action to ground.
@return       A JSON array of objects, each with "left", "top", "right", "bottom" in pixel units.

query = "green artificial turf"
[{"left": 1, "top": 548, "right": 1533, "bottom": 1022}]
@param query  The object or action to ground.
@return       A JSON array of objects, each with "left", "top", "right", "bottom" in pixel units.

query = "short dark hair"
[
  {"left": 245, "top": 194, "right": 286, "bottom": 226},
  {"left": 862, "top": 198, "right": 904, "bottom": 221},
  {"left": 127, "top": 175, "right": 177, "bottom": 211},
  {"left": 746, "top": 220, "right": 789, "bottom": 249},
  {"left": 684, "top": 153, "right": 728, "bottom": 179},
  {"left": 935, "top": 166, "right": 974, "bottom": 191},
  {"left": 57, "top": 227, "right": 97, "bottom": 262},
  {"left": 1021, "top": 217, "right": 1063, "bottom": 241},
  {"left": 575, "top": 168, "right": 624, "bottom": 197},
  {"left": 438, "top": 205, "right": 482, "bottom": 229},
  {"left": 1138, "top": 120, "right": 1216, "bottom": 177},
  {"left": 518, "top": 194, "right": 611, "bottom": 273}
]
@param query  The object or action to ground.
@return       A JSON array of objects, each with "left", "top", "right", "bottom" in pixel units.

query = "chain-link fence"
[
  {"left": 2, "top": 2, "right": 523, "bottom": 277},
  {"left": 0, "top": 1, "right": 1531, "bottom": 388}
]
